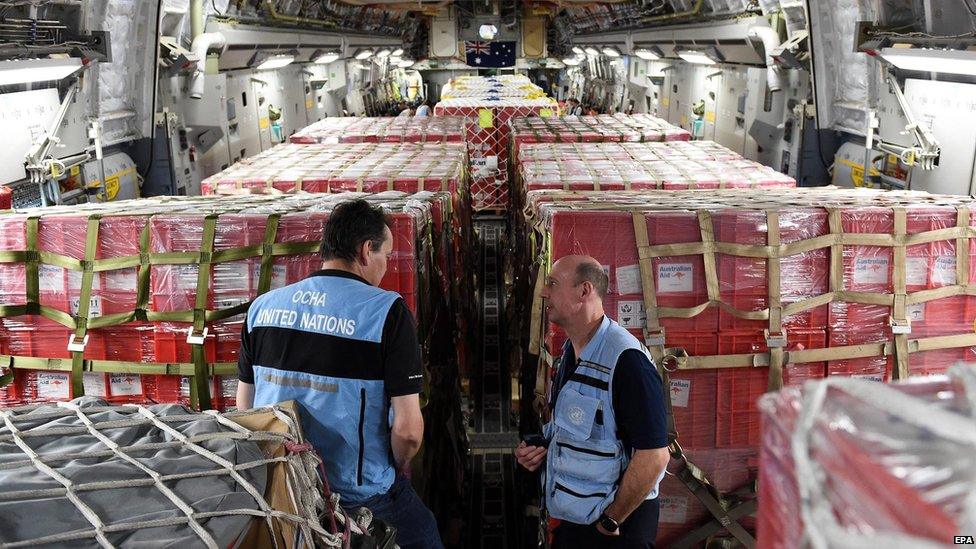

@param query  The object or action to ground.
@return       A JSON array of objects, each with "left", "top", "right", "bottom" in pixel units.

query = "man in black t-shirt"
[
  {"left": 236, "top": 199, "right": 442, "bottom": 549},
  {"left": 516, "top": 255, "right": 669, "bottom": 548}
]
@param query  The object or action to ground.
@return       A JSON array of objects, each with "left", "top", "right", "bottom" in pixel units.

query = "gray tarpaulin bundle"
[{"left": 0, "top": 398, "right": 389, "bottom": 548}]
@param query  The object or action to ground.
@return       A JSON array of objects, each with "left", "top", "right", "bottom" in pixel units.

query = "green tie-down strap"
[{"left": 0, "top": 206, "right": 439, "bottom": 409}]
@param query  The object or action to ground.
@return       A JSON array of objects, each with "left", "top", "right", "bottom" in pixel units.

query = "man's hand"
[{"left": 514, "top": 442, "right": 547, "bottom": 472}]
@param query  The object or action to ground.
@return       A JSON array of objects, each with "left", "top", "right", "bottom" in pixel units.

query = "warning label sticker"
[
  {"left": 906, "top": 303, "right": 925, "bottom": 322},
  {"left": 37, "top": 372, "right": 71, "bottom": 400},
  {"left": 669, "top": 379, "right": 691, "bottom": 407},
  {"left": 70, "top": 295, "right": 103, "bottom": 318},
  {"left": 657, "top": 263, "right": 693, "bottom": 293},
  {"left": 933, "top": 256, "right": 957, "bottom": 286},
  {"left": 852, "top": 257, "right": 889, "bottom": 285},
  {"left": 617, "top": 301, "right": 646, "bottom": 329},
  {"left": 616, "top": 264, "right": 642, "bottom": 295},
  {"left": 110, "top": 374, "right": 143, "bottom": 396},
  {"left": 659, "top": 496, "right": 688, "bottom": 523}
]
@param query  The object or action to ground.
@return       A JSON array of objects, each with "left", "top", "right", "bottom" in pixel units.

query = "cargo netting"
[
  {"left": 289, "top": 116, "right": 468, "bottom": 145},
  {"left": 0, "top": 399, "right": 382, "bottom": 548},
  {"left": 758, "top": 364, "right": 976, "bottom": 548},
  {"left": 0, "top": 192, "right": 455, "bottom": 413},
  {"left": 434, "top": 75, "right": 558, "bottom": 211},
  {"left": 517, "top": 186, "right": 976, "bottom": 547}
]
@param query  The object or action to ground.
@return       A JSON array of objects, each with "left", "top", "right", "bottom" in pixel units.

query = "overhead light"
[
  {"left": 584, "top": 46, "right": 600, "bottom": 57},
  {"left": 562, "top": 56, "right": 582, "bottom": 66},
  {"left": 572, "top": 46, "right": 585, "bottom": 55},
  {"left": 678, "top": 49, "right": 717, "bottom": 65},
  {"left": 254, "top": 54, "right": 295, "bottom": 70},
  {"left": 634, "top": 47, "right": 663, "bottom": 61},
  {"left": 480, "top": 24, "right": 498, "bottom": 40},
  {"left": 877, "top": 47, "right": 976, "bottom": 76},
  {"left": 313, "top": 51, "right": 340, "bottom": 64},
  {"left": 392, "top": 48, "right": 404, "bottom": 57},
  {"left": 0, "top": 58, "right": 83, "bottom": 86},
  {"left": 377, "top": 49, "right": 392, "bottom": 58},
  {"left": 601, "top": 46, "right": 621, "bottom": 57},
  {"left": 355, "top": 49, "right": 374, "bottom": 60},
  {"left": 397, "top": 58, "right": 415, "bottom": 68}
]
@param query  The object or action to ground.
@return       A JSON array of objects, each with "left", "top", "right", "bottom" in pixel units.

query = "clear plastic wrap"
[
  {"left": 510, "top": 114, "right": 691, "bottom": 169},
  {"left": 200, "top": 142, "right": 466, "bottom": 197},
  {"left": 517, "top": 141, "right": 796, "bottom": 198},
  {"left": 290, "top": 116, "right": 468, "bottom": 144},
  {"left": 0, "top": 192, "right": 446, "bottom": 411},
  {"left": 758, "top": 365, "right": 976, "bottom": 548}
]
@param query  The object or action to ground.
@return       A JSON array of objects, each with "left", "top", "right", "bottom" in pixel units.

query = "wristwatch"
[{"left": 598, "top": 512, "right": 620, "bottom": 534}]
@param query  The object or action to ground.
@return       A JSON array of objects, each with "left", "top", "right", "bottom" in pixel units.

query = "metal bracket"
[
  {"left": 879, "top": 70, "right": 941, "bottom": 170},
  {"left": 186, "top": 327, "right": 209, "bottom": 346},
  {"left": 67, "top": 334, "right": 89, "bottom": 353}
]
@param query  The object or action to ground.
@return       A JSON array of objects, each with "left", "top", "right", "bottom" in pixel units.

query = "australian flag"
[{"left": 465, "top": 41, "right": 516, "bottom": 68}]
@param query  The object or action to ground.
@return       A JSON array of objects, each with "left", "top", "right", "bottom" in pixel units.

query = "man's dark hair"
[
  {"left": 576, "top": 261, "right": 608, "bottom": 298},
  {"left": 321, "top": 199, "right": 392, "bottom": 261}
]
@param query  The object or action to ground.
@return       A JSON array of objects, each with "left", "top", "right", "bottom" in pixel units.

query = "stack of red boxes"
[
  {"left": 0, "top": 192, "right": 449, "bottom": 411},
  {"left": 517, "top": 141, "right": 797, "bottom": 196},
  {"left": 290, "top": 116, "right": 467, "bottom": 144},
  {"left": 201, "top": 142, "right": 466, "bottom": 197},
  {"left": 757, "top": 369, "right": 976, "bottom": 548},
  {"left": 526, "top": 187, "right": 976, "bottom": 545},
  {"left": 510, "top": 113, "right": 690, "bottom": 170},
  {"left": 202, "top": 140, "right": 473, "bottom": 377},
  {"left": 434, "top": 75, "right": 557, "bottom": 211}
]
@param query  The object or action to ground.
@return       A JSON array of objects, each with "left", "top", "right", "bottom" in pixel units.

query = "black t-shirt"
[
  {"left": 552, "top": 347, "right": 668, "bottom": 453},
  {"left": 238, "top": 270, "right": 424, "bottom": 397}
]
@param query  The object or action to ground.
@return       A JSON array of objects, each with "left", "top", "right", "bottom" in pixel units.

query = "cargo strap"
[
  {"left": 69, "top": 216, "right": 102, "bottom": 397},
  {"left": 658, "top": 353, "right": 756, "bottom": 549}
]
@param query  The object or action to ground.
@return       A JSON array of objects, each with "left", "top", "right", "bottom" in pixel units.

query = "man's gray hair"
[{"left": 576, "top": 261, "right": 608, "bottom": 298}]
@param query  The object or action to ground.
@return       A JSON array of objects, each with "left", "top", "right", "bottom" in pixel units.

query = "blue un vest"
[
  {"left": 543, "top": 316, "right": 665, "bottom": 525},
  {"left": 247, "top": 275, "right": 401, "bottom": 503}
]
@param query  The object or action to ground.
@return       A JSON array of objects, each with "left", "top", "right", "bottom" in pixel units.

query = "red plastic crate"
[
  {"left": 547, "top": 209, "right": 718, "bottom": 335},
  {"left": 713, "top": 208, "right": 830, "bottom": 332},
  {"left": 664, "top": 332, "right": 719, "bottom": 450},
  {"left": 716, "top": 330, "right": 827, "bottom": 448},
  {"left": 0, "top": 193, "right": 443, "bottom": 410}
]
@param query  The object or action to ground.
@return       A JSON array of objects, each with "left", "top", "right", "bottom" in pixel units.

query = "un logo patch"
[{"left": 568, "top": 406, "right": 585, "bottom": 425}]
